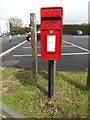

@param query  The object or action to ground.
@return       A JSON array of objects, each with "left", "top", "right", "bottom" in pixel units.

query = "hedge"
[
  {"left": 63, "top": 24, "right": 88, "bottom": 35},
  {"left": 10, "top": 24, "right": 88, "bottom": 35}
]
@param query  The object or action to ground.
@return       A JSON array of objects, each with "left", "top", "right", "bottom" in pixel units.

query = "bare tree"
[{"left": 8, "top": 17, "right": 23, "bottom": 27}]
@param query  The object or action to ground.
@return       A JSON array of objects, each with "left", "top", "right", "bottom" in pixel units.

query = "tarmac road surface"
[{"left": 1, "top": 35, "right": 89, "bottom": 72}]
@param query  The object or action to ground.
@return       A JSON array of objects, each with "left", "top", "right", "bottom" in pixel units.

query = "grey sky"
[{"left": 0, "top": 0, "right": 89, "bottom": 26}]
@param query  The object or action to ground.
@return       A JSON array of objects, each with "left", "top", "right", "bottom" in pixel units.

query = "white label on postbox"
[{"left": 47, "top": 35, "right": 56, "bottom": 52}]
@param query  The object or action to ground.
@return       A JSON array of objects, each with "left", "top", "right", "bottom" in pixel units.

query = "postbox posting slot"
[{"left": 42, "top": 17, "right": 61, "bottom": 20}]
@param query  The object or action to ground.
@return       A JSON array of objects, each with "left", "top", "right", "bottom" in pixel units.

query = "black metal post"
[{"left": 48, "top": 60, "right": 54, "bottom": 98}]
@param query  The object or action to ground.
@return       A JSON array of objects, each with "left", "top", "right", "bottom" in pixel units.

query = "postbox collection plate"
[{"left": 47, "top": 35, "right": 56, "bottom": 52}]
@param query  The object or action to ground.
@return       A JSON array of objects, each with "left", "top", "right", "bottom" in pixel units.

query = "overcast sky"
[{"left": 0, "top": 0, "right": 89, "bottom": 26}]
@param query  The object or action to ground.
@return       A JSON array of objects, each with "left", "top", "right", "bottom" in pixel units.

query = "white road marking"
[
  {"left": 23, "top": 45, "right": 73, "bottom": 49},
  {"left": 23, "top": 47, "right": 31, "bottom": 48},
  {"left": 0, "top": 40, "right": 27, "bottom": 57},
  {"left": 13, "top": 52, "right": 90, "bottom": 57},
  {"left": 13, "top": 54, "right": 32, "bottom": 57},
  {"left": 0, "top": 113, "right": 6, "bottom": 118},
  {"left": 13, "top": 54, "right": 41, "bottom": 57},
  {"left": 62, "top": 45, "right": 74, "bottom": 47},
  {"left": 63, "top": 40, "right": 90, "bottom": 52},
  {"left": 28, "top": 42, "right": 40, "bottom": 44},
  {"left": 23, "top": 46, "right": 41, "bottom": 48},
  {"left": 73, "top": 36, "right": 88, "bottom": 38},
  {"left": 62, "top": 52, "right": 89, "bottom": 55}
]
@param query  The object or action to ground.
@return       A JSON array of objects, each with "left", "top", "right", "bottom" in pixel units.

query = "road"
[
  {"left": 1, "top": 35, "right": 26, "bottom": 53},
  {"left": 1, "top": 35, "right": 89, "bottom": 72}
]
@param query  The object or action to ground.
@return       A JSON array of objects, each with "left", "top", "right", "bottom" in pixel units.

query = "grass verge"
[{"left": 1, "top": 67, "right": 89, "bottom": 118}]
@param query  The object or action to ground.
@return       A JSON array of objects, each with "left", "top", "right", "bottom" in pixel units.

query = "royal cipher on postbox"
[{"left": 41, "top": 7, "right": 63, "bottom": 60}]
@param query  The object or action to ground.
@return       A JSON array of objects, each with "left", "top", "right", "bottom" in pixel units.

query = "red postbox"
[{"left": 41, "top": 7, "right": 63, "bottom": 60}]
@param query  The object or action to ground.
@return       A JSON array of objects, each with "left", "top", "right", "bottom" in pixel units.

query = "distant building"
[{"left": 0, "top": 18, "right": 10, "bottom": 36}]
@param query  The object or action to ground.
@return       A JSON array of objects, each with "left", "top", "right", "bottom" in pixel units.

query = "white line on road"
[
  {"left": 23, "top": 46, "right": 41, "bottom": 48},
  {"left": 63, "top": 40, "right": 90, "bottom": 52},
  {"left": 73, "top": 36, "right": 88, "bottom": 38},
  {"left": 13, "top": 54, "right": 41, "bottom": 57},
  {"left": 28, "top": 42, "right": 41, "bottom": 44},
  {"left": 23, "top": 45, "right": 74, "bottom": 49},
  {"left": 23, "top": 47, "right": 31, "bottom": 48},
  {"left": 62, "top": 52, "right": 89, "bottom": 55},
  {"left": 13, "top": 52, "right": 90, "bottom": 57},
  {"left": 0, "top": 40, "right": 27, "bottom": 57},
  {"left": 62, "top": 45, "right": 74, "bottom": 47}
]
